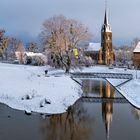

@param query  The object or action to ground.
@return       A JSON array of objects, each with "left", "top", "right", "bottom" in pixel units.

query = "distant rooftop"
[
  {"left": 133, "top": 42, "right": 140, "bottom": 53},
  {"left": 85, "top": 43, "right": 101, "bottom": 52}
]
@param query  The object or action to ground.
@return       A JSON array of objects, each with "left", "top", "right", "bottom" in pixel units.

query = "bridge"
[
  {"left": 80, "top": 97, "right": 128, "bottom": 104},
  {"left": 70, "top": 72, "right": 133, "bottom": 79}
]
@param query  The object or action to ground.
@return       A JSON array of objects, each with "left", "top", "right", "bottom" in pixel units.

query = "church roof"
[
  {"left": 133, "top": 42, "right": 140, "bottom": 53},
  {"left": 85, "top": 43, "right": 101, "bottom": 52}
]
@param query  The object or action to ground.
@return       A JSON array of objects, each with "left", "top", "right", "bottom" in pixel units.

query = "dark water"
[{"left": 0, "top": 79, "right": 140, "bottom": 140}]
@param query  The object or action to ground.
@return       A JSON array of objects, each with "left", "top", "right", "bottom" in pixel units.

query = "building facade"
[{"left": 133, "top": 42, "right": 140, "bottom": 68}]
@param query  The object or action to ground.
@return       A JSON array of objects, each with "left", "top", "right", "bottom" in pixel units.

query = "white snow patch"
[
  {"left": 108, "top": 79, "right": 140, "bottom": 108},
  {"left": 0, "top": 63, "right": 82, "bottom": 114}
]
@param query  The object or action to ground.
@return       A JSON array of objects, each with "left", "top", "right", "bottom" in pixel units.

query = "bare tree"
[
  {"left": 0, "top": 29, "right": 9, "bottom": 60},
  {"left": 27, "top": 42, "right": 38, "bottom": 52},
  {"left": 115, "top": 38, "right": 140, "bottom": 66},
  {"left": 3, "top": 38, "right": 19, "bottom": 61},
  {"left": 15, "top": 41, "right": 25, "bottom": 64},
  {"left": 131, "top": 38, "right": 140, "bottom": 49},
  {"left": 40, "top": 15, "right": 91, "bottom": 73}
]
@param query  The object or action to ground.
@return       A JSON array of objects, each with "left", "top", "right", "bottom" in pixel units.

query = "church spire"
[
  {"left": 104, "top": 0, "right": 109, "bottom": 25},
  {"left": 104, "top": 9, "right": 109, "bottom": 25},
  {"left": 102, "top": 0, "right": 112, "bottom": 32}
]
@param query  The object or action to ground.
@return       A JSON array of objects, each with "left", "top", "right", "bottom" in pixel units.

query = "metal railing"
[
  {"left": 80, "top": 97, "right": 127, "bottom": 104},
  {"left": 70, "top": 72, "right": 133, "bottom": 79}
]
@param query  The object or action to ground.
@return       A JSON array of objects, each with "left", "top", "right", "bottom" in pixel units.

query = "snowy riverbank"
[
  {"left": 107, "top": 78, "right": 140, "bottom": 109},
  {"left": 1, "top": 63, "right": 140, "bottom": 114},
  {"left": 0, "top": 63, "right": 81, "bottom": 114},
  {"left": 78, "top": 66, "right": 140, "bottom": 109}
]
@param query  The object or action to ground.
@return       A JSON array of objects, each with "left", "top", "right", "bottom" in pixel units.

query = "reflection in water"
[
  {"left": 84, "top": 80, "right": 115, "bottom": 139},
  {"left": 83, "top": 79, "right": 102, "bottom": 96},
  {"left": 39, "top": 80, "right": 140, "bottom": 140},
  {"left": 132, "top": 108, "right": 140, "bottom": 120},
  {"left": 102, "top": 83, "right": 114, "bottom": 140},
  {"left": 82, "top": 79, "right": 116, "bottom": 97},
  {"left": 41, "top": 80, "right": 115, "bottom": 140},
  {"left": 40, "top": 102, "right": 93, "bottom": 140},
  {"left": 1, "top": 80, "right": 140, "bottom": 140}
]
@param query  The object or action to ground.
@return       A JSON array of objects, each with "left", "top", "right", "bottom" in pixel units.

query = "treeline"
[
  {"left": 0, "top": 14, "right": 139, "bottom": 70},
  {"left": 0, "top": 30, "right": 39, "bottom": 60},
  {"left": 0, "top": 15, "right": 92, "bottom": 72},
  {"left": 115, "top": 38, "right": 140, "bottom": 65}
]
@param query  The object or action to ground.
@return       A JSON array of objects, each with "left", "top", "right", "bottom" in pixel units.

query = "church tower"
[{"left": 100, "top": 2, "right": 115, "bottom": 65}]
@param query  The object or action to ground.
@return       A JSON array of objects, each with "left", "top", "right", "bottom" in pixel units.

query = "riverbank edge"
[
  {"left": 106, "top": 78, "right": 140, "bottom": 109},
  {"left": 0, "top": 63, "right": 83, "bottom": 115}
]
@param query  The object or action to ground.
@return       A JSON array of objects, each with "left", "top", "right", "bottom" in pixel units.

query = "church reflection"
[
  {"left": 40, "top": 80, "right": 115, "bottom": 140},
  {"left": 82, "top": 79, "right": 115, "bottom": 97},
  {"left": 83, "top": 80, "right": 114, "bottom": 139},
  {"left": 101, "top": 81, "right": 114, "bottom": 140},
  {"left": 131, "top": 107, "right": 140, "bottom": 120}
]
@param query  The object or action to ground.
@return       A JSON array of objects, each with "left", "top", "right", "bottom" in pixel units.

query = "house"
[
  {"left": 133, "top": 42, "right": 140, "bottom": 68},
  {"left": 23, "top": 52, "right": 48, "bottom": 65},
  {"left": 15, "top": 51, "right": 47, "bottom": 65}
]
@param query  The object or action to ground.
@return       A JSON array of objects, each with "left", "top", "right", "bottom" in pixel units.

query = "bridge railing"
[
  {"left": 80, "top": 97, "right": 128, "bottom": 103},
  {"left": 70, "top": 72, "right": 133, "bottom": 79}
]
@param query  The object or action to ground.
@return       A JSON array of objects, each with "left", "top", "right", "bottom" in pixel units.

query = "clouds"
[{"left": 0, "top": 0, "right": 140, "bottom": 45}]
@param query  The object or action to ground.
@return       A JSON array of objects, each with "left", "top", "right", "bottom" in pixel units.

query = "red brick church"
[{"left": 85, "top": 7, "right": 115, "bottom": 65}]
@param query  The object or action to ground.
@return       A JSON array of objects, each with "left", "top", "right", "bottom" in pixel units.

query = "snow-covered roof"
[
  {"left": 25, "top": 52, "right": 45, "bottom": 57},
  {"left": 133, "top": 42, "right": 140, "bottom": 53},
  {"left": 85, "top": 43, "right": 101, "bottom": 52},
  {"left": 101, "top": 24, "right": 112, "bottom": 33}
]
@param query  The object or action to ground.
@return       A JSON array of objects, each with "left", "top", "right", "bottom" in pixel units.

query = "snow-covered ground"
[
  {"left": 77, "top": 65, "right": 134, "bottom": 75},
  {"left": 0, "top": 63, "right": 81, "bottom": 114},
  {"left": 77, "top": 66, "right": 140, "bottom": 109},
  {"left": 1, "top": 63, "right": 140, "bottom": 114},
  {"left": 108, "top": 79, "right": 140, "bottom": 108}
]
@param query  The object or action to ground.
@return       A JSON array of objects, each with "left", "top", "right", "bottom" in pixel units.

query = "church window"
[{"left": 108, "top": 36, "right": 110, "bottom": 40}]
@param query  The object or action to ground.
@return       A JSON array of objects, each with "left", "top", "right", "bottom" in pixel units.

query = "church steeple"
[
  {"left": 104, "top": 9, "right": 109, "bottom": 25},
  {"left": 100, "top": 0, "right": 115, "bottom": 65},
  {"left": 101, "top": 0, "right": 112, "bottom": 33},
  {"left": 104, "top": 0, "right": 109, "bottom": 25}
]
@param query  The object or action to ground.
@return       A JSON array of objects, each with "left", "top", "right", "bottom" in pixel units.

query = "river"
[{"left": 0, "top": 79, "right": 140, "bottom": 140}]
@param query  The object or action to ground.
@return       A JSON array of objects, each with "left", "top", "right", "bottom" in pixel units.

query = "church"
[{"left": 85, "top": 7, "right": 115, "bottom": 65}]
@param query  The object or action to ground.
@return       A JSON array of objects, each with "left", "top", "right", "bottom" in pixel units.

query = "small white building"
[{"left": 15, "top": 51, "right": 47, "bottom": 65}]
